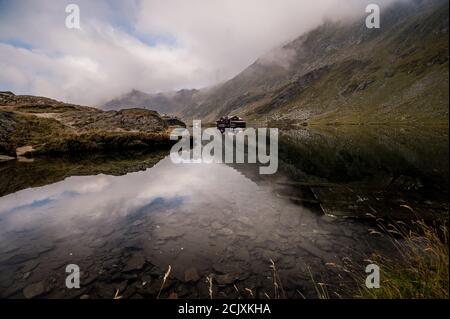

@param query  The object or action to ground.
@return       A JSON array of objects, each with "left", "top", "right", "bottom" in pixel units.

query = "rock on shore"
[{"left": 0, "top": 92, "right": 182, "bottom": 156}]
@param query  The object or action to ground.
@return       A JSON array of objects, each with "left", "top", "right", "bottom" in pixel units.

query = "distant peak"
[{"left": 0, "top": 91, "right": 15, "bottom": 96}]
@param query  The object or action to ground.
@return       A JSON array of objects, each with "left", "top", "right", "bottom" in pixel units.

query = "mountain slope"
[
  {"left": 0, "top": 91, "right": 172, "bottom": 156},
  {"left": 104, "top": 0, "right": 449, "bottom": 125},
  {"left": 103, "top": 89, "right": 199, "bottom": 116}
]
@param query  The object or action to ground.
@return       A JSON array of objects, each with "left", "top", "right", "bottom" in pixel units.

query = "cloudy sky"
[{"left": 0, "top": 0, "right": 399, "bottom": 106}]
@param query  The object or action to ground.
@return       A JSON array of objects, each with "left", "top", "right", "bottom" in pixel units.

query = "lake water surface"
[{"left": 0, "top": 126, "right": 448, "bottom": 298}]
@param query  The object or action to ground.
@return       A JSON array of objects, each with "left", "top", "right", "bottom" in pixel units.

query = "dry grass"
[
  {"left": 206, "top": 275, "right": 213, "bottom": 299},
  {"left": 113, "top": 289, "right": 123, "bottom": 299},
  {"left": 357, "top": 220, "right": 449, "bottom": 299},
  {"left": 270, "top": 259, "right": 286, "bottom": 299},
  {"left": 122, "top": 219, "right": 448, "bottom": 300},
  {"left": 157, "top": 265, "right": 172, "bottom": 299},
  {"left": 307, "top": 266, "right": 330, "bottom": 299},
  {"left": 268, "top": 218, "right": 449, "bottom": 299}
]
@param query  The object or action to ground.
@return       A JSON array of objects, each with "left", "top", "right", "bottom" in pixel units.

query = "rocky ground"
[
  {"left": 103, "top": 1, "right": 449, "bottom": 126},
  {"left": 0, "top": 154, "right": 399, "bottom": 300},
  {"left": 0, "top": 180, "right": 385, "bottom": 299},
  {"left": 0, "top": 91, "right": 183, "bottom": 157}
]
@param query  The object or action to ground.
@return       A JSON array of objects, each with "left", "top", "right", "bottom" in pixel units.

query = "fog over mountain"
[
  {"left": 0, "top": 0, "right": 402, "bottom": 106},
  {"left": 104, "top": 0, "right": 449, "bottom": 125}
]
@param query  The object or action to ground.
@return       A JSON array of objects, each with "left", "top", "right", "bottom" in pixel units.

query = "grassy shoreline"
[{"left": 1, "top": 107, "right": 177, "bottom": 157}]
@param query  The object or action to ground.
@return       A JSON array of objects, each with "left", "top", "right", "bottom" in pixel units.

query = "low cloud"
[{"left": 0, "top": 0, "right": 401, "bottom": 106}]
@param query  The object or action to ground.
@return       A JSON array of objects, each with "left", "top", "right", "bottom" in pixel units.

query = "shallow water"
[{"left": 0, "top": 126, "right": 448, "bottom": 299}]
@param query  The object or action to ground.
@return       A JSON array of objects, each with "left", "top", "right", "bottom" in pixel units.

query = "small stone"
[
  {"left": 184, "top": 268, "right": 200, "bottom": 282},
  {"left": 83, "top": 271, "right": 98, "bottom": 285},
  {"left": 168, "top": 292, "right": 178, "bottom": 299},
  {"left": 315, "top": 237, "right": 332, "bottom": 251},
  {"left": 234, "top": 247, "right": 250, "bottom": 261},
  {"left": 279, "top": 214, "right": 300, "bottom": 228},
  {"left": 80, "top": 294, "right": 90, "bottom": 299},
  {"left": 88, "top": 238, "right": 106, "bottom": 248},
  {"left": 23, "top": 281, "right": 46, "bottom": 299},
  {"left": 154, "top": 228, "right": 184, "bottom": 240},
  {"left": 236, "top": 230, "right": 256, "bottom": 240},
  {"left": 123, "top": 253, "right": 145, "bottom": 272},
  {"left": 321, "top": 215, "right": 336, "bottom": 223},
  {"left": 215, "top": 274, "right": 237, "bottom": 285},
  {"left": 212, "top": 263, "right": 235, "bottom": 274},
  {"left": 211, "top": 222, "right": 223, "bottom": 230},
  {"left": 343, "top": 228, "right": 353, "bottom": 237},
  {"left": 23, "top": 272, "right": 31, "bottom": 280},
  {"left": 235, "top": 216, "right": 252, "bottom": 226},
  {"left": 132, "top": 220, "right": 145, "bottom": 227},
  {"left": 217, "top": 228, "right": 234, "bottom": 236}
]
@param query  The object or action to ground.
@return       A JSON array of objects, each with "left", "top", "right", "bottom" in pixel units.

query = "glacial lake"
[{"left": 0, "top": 126, "right": 448, "bottom": 298}]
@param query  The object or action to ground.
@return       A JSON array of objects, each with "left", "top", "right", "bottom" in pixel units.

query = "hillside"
[
  {"left": 104, "top": 0, "right": 449, "bottom": 125},
  {"left": 103, "top": 89, "right": 200, "bottom": 116},
  {"left": 0, "top": 92, "right": 175, "bottom": 157}
]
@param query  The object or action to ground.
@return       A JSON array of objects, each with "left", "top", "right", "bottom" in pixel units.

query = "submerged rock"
[
  {"left": 211, "top": 222, "right": 224, "bottom": 230},
  {"left": 131, "top": 219, "right": 145, "bottom": 227},
  {"left": 21, "top": 260, "right": 40, "bottom": 272},
  {"left": 123, "top": 253, "right": 146, "bottom": 272},
  {"left": 214, "top": 274, "right": 238, "bottom": 286},
  {"left": 154, "top": 228, "right": 185, "bottom": 240},
  {"left": 184, "top": 268, "right": 200, "bottom": 282},
  {"left": 216, "top": 228, "right": 234, "bottom": 237},
  {"left": 234, "top": 247, "right": 251, "bottom": 261},
  {"left": 23, "top": 281, "right": 47, "bottom": 299}
]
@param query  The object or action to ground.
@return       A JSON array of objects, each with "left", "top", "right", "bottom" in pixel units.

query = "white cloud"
[{"left": 0, "top": 0, "right": 401, "bottom": 106}]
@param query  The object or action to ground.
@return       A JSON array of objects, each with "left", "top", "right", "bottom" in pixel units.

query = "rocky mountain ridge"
[
  {"left": 0, "top": 91, "right": 178, "bottom": 157},
  {"left": 104, "top": 0, "right": 449, "bottom": 125}
]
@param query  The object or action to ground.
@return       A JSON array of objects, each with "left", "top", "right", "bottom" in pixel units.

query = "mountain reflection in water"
[{"left": 0, "top": 126, "right": 447, "bottom": 298}]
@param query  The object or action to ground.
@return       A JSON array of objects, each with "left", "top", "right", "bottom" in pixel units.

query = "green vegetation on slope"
[
  {"left": 241, "top": 1, "right": 449, "bottom": 125},
  {"left": 105, "top": 0, "right": 449, "bottom": 125},
  {"left": 0, "top": 92, "right": 175, "bottom": 157}
]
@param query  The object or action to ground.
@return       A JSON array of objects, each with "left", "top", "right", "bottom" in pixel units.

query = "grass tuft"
[{"left": 357, "top": 220, "right": 449, "bottom": 299}]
